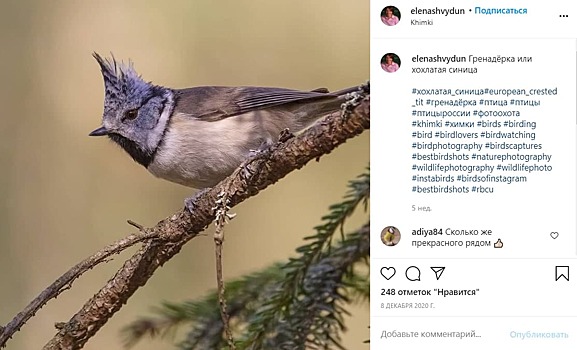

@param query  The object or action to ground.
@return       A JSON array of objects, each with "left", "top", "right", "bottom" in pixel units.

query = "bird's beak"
[{"left": 89, "top": 126, "right": 109, "bottom": 137}]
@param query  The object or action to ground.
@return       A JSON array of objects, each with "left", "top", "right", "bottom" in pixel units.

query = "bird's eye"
[{"left": 123, "top": 109, "right": 138, "bottom": 121}]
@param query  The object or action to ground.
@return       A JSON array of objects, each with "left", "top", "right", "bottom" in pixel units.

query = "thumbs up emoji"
[{"left": 493, "top": 239, "right": 503, "bottom": 248}]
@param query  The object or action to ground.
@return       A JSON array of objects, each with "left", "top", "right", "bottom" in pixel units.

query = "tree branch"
[
  {"left": 2, "top": 86, "right": 369, "bottom": 350},
  {"left": 213, "top": 191, "right": 236, "bottom": 349},
  {"left": 0, "top": 226, "right": 158, "bottom": 347}
]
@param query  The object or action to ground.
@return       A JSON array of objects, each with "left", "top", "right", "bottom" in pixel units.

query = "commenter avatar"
[{"left": 381, "top": 226, "right": 401, "bottom": 246}]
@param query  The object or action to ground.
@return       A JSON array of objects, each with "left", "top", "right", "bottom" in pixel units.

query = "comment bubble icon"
[{"left": 405, "top": 266, "right": 421, "bottom": 281}]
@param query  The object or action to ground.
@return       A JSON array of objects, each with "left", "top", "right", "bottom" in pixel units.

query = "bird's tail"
[
  {"left": 296, "top": 81, "right": 369, "bottom": 127},
  {"left": 332, "top": 84, "right": 368, "bottom": 96},
  {"left": 310, "top": 81, "right": 370, "bottom": 98}
]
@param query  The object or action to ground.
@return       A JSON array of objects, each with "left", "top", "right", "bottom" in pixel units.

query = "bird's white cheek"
[{"left": 146, "top": 94, "right": 175, "bottom": 150}]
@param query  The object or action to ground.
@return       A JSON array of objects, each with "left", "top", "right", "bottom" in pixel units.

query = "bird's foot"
[
  {"left": 340, "top": 81, "right": 370, "bottom": 119},
  {"left": 278, "top": 128, "right": 295, "bottom": 143},
  {"left": 248, "top": 137, "right": 274, "bottom": 156},
  {"left": 243, "top": 137, "right": 278, "bottom": 180},
  {"left": 184, "top": 187, "right": 210, "bottom": 214}
]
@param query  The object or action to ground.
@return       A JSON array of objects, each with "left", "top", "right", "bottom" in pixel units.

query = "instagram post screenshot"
[
  {"left": 2, "top": 1, "right": 576, "bottom": 349},
  {"left": 371, "top": 1, "right": 577, "bottom": 349}
]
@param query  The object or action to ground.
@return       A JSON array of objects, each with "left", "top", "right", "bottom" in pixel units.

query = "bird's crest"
[{"left": 93, "top": 52, "right": 152, "bottom": 104}]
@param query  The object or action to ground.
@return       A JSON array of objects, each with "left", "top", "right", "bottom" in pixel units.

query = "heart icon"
[
  {"left": 550, "top": 232, "right": 559, "bottom": 239},
  {"left": 380, "top": 267, "right": 396, "bottom": 280}
]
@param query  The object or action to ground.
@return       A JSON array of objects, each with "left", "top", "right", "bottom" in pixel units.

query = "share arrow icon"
[{"left": 430, "top": 267, "right": 446, "bottom": 280}]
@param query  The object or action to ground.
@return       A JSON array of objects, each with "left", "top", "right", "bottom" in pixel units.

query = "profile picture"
[
  {"left": 381, "top": 6, "right": 401, "bottom": 26},
  {"left": 381, "top": 226, "right": 401, "bottom": 246},
  {"left": 381, "top": 53, "right": 401, "bottom": 73}
]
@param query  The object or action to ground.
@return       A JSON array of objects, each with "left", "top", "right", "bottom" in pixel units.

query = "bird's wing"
[{"left": 172, "top": 86, "right": 336, "bottom": 121}]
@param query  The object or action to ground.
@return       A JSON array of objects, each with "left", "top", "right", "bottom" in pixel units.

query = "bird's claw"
[{"left": 184, "top": 188, "right": 210, "bottom": 214}]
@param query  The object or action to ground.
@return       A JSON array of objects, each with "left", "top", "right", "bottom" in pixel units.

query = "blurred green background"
[{"left": 0, "top": 1, "right": 369, "bottom": 349}]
